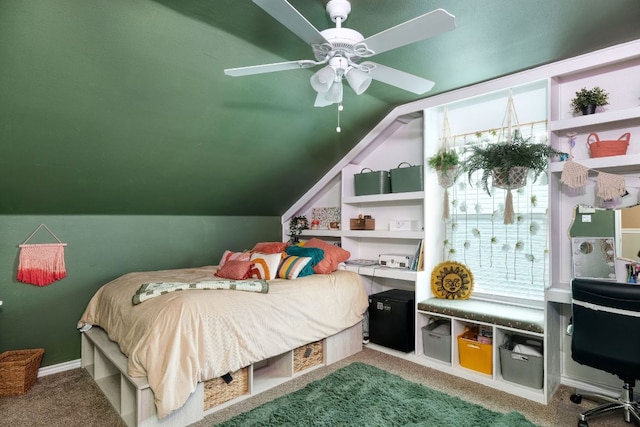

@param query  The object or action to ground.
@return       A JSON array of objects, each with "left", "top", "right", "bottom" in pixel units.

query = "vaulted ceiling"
[{"left": 1, "top": 0, "right": 639, "bottom": 215}]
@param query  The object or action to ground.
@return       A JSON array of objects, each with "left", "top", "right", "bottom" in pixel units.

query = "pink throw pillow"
[
  {"left": 215, "top": 260, "right": 252, "bottom": 280},
  {"left": 303, "top": 238, "right": 350, "bottom": 274},
  {"left": 218, "top": 250, "right": 251, "bottom": 267}
]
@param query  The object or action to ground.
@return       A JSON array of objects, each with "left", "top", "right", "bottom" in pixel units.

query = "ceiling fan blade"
[
  {"left": 364, "top": 62, "right": 435, "bottom": 94},
  {"left": 224, "top": 60, "right": 316, "bottom": 77},
  {"left": 362, "top": 9, "right": 455, "bottom": 55},
  {"left": 252, "top": 0, "right": 328, "bottom": 46}
]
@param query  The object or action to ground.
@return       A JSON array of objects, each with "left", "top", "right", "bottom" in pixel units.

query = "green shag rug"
[{"left": 216, "top": 362, "right": 538, "bottom": 426}]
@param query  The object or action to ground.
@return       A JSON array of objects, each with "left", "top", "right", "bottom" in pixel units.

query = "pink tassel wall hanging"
[{"left": 17, "top": 224, "right": 67, "bottom": 286}]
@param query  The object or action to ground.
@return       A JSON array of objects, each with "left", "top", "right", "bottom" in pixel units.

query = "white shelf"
[
  {"left": 549, "top": 106, "right": 640, "bottom": 132},
  {"left": 343, "top": 191, "right": 424, "bottom": 205},
  {"left": 549, "top": 153, "right": 640, "bottom": 173},
  {"left": 342, "top": 230, "right": 423, "bottom": 239},
  {"left": 545, "top": 283, "right": 571, "bottom": 304},
  {"left": 299, "top": 229, "right": 424, "bottom": 239},
  {"left": 299, "top": 229, "right": 341, "bottom": 237},
  {"left": 344, "top": 264, "right": 422, "bottom": 281}
]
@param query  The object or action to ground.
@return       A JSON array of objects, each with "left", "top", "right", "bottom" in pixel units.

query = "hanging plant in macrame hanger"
[
  {"left": 493, "top": 91, "right": 526, "bottom": 224},
  {"left": 464, "top": 90, "right": 564, "bottom": 224},
  {"left": 427, "top": 106, "right": 460, "bottom": 219}
]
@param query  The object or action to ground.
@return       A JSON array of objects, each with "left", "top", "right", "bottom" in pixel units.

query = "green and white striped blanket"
[{"left": 132, "top": 279, "right": 269, "bottom": 305}]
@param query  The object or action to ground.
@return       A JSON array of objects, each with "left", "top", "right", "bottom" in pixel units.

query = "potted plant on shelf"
[
  {"left": 570, "top": 86, "right": 609, "bottom": 115},
  {"left": 463, "top": 130, "right": 565, "bottom": 223}
]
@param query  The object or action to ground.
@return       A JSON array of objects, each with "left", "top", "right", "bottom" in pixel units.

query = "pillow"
[
  {"left": 251, "top": 241, "right": 290, "bottom": 254},
  {"left": 286, "top": 245, "right": 324, "bottom": 276},
  {"left": 303, "top": 238, "right": 350, "bottom": 274},
  {"left": 277, "top": 255, "right": 312, "bottom": 280},
  {"left": 430, "top": 261, "right": 473, "bottom": 300},
  {"left": 249, "top": 252, "right": 282, "bottom": 280},
  {"left": 214, "top": 260, "right": 252, "bottom": 280},
  {"left": 218, "top": 250, "right": 250, "bottom": 267}
]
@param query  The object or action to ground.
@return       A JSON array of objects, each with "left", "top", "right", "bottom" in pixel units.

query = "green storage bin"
[
  {"left": 354, "top": 168, "right": 391, "bottom": 196},
  {"left": 390, "top": 162, "right": 424, "bottom": 193}
]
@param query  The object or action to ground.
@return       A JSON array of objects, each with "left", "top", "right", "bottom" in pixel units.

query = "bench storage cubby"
[{"left": 416, "top": 298, "right": 549, "bottom": 403}]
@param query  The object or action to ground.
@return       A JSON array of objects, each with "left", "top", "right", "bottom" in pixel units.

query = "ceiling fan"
[{"left": 224, "top": 0, "right": 456, "bottom": 107}]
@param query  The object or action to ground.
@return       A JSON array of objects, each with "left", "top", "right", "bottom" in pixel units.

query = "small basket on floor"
[{"left": 0, "top": 348, "right": 44, "bottom": 397}]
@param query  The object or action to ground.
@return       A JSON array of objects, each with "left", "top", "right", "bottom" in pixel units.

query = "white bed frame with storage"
[{"left": 81, "top": 321, "right": 362, "bottom": 427}]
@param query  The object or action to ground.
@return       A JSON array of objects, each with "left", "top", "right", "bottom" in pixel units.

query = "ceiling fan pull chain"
[{"left": 336, "top": 103, "right": 343, "bottom": 133}]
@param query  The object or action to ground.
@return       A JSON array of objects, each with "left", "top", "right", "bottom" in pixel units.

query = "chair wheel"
[
  {"left": 578, "top": 420, "right": 588, "bottom": 427},
  {"left": 570, "top": 394, "right": 583, "bottom": 404}
]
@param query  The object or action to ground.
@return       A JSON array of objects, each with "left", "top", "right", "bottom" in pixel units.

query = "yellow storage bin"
[{"left": 458, "top": 328, "right": 492, "bottom": 375}]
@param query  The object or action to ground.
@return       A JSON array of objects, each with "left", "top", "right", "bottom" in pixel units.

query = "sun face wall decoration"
[{"left": 431, "top": 261, "right": 474, "bottom": 299}]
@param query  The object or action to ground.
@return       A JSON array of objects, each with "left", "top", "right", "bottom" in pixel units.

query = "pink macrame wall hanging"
[{"left": 17, "top": 224, "right": 67, "bottom": 286}]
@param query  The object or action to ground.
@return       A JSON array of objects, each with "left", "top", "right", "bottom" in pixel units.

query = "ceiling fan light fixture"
[
  {"left": 345, "top": 67, "right": 372, "bottom": 95},
  {"left": 326, "top": 80, "right": 343, "bottom": 104},
  {"left": 314, "top": 92, "right": 333, "bottom": 107},
  {"left": 310, "top": 66, "right": 336, "bottom": 93}
]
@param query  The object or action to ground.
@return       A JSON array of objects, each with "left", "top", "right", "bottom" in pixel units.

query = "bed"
[{"left": 78, "top": 264, "right": 368, "bottom": 427}]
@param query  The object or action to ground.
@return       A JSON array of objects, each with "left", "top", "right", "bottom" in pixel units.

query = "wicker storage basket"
[
  {"left": 203, "top": 367, "right": 249, "bottom": 409},
  {"left": 0, "top": 348, "right": 44, "bottom": 397},
  {"left": 294, "top": 340, "right": 324, "bottom": 373},
  {"left": 587, "top": 132, "right": 630, "bottom": 158}
]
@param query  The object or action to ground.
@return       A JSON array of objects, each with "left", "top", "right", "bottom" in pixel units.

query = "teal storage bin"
[
  {"left": 390, "top": 162, "right": 424, "bottom": 193},
  {"left": 354, "top": 168, "right": 391, "bottom": 196}
]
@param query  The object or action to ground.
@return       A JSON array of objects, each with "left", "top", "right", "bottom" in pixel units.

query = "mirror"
[
  {"left": 569, "top": 203, "right": 640, "bottom": 282},
  {"left": 571, "top": 237, "right": 615, "bottom": 279}
]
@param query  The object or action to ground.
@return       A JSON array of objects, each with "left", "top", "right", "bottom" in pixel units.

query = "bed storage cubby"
[
  {"left": 252, "top": 351, "right": 293, "bottom": 393},
  {"left": 294, "top": 340, "right": 324, "bottom": 373},
  {"left": 203, "top": 367, "right": 250, "bottom": 410},
  {"left": 82, "top": 327, "right": 204, "bottom": 427},
  {"left": 82, "top": 321, "right": 362, "bottom": 427}
]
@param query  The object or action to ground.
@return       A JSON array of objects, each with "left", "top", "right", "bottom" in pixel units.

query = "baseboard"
[
  {"left": 37, "top": 359, "right": 81, "bottom": 378},
  {"left": 561, "top": 375, "right": 619, "bottom": 398}
]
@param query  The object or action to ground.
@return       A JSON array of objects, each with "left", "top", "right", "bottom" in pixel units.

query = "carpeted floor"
[
  {"left": 216, "top": 362, "right": 538, "bottom": 426},
  {"left": 0, "top": 346, "right": 633, "bottom": 427}
]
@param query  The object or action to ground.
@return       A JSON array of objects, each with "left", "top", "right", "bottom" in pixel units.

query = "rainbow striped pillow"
[
  {"left": 277, "top": 255, "right": 312, "bottom": 280},
  {"left": 249, "top": 252, "right": 282, "bottom": 280}
]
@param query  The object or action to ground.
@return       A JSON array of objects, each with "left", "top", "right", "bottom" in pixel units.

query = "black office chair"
[{"left": 570, "top": 278, "right": 640, "bottom": 426}]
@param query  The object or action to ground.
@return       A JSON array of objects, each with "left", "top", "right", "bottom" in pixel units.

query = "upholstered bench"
[{"left": 417, "top": 298, "right": 544, "bottom": 334}]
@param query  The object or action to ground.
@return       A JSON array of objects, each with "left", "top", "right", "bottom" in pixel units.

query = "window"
[{"left": 444, "top": 123, "right": 549, "bottom": 302}]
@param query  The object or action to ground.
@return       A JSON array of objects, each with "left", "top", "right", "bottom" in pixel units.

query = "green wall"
[{"left": 0, "top": 215, "right": 280, "bottom": 366}]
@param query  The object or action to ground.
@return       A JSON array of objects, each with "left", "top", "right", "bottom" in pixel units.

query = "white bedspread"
[{"left": 78, "top": 266, "right": 368, "bottom": 418}]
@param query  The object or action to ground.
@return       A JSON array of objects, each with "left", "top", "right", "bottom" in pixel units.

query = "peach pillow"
[
  {"left": 218, "top": 250, "right": 250, "bottom": 267},
  {"left": 251, "top": 241, "right": 290, "bottom": 254},
  {"left": 303, "top": 238, "right": 350, "bottom": 274},
  {"left": 215, "top": 260, "right": 252, "bottom": 280}
]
